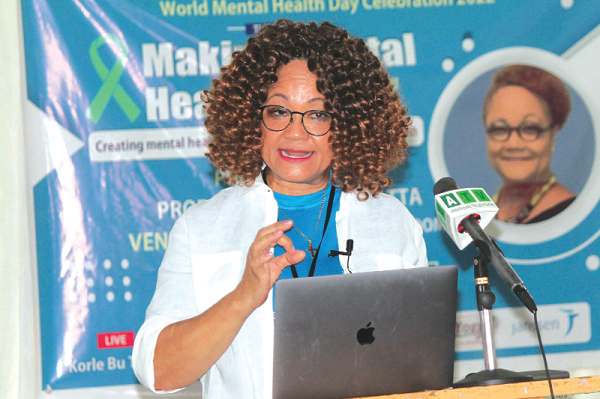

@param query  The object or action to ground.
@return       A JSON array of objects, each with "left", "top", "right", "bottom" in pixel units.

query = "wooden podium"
[{"left": 354, "top": 375, "right": 600, "bottom": 399}]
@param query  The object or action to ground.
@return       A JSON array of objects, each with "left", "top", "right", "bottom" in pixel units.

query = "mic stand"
[{"left": 453, "top": 255, "right": 533, "bottom": 388}]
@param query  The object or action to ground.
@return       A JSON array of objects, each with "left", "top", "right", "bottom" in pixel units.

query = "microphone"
[
  {"left": 329, "top": 239, "right": 353, "bottom": 258},
  {"left": 433, "top": 177, "right": 537, "bottom": 313},
  {"left": 433, "top": 177, "right": 499, "bottom": 250},
  {"left": 329, "top": 239, "right": 354, "bottom": 274}
]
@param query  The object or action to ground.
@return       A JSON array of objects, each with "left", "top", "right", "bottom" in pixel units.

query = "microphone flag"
[{"left": 434, "top": 188, "right": 499, "bottom": 250}]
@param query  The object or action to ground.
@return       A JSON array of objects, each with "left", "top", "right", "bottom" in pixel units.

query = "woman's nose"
[
  {"left": 283, "top": 116, "right": 310, "bottom": 139},
  {"left": 503, "top": 128, "right": 526, "bottom": 147}
]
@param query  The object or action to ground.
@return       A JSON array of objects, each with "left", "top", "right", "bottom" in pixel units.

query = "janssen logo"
[
  {"left": 561, "top": 308, "right": 580, "bottom": 336},
  {"left": 455, "top": 302, "right": 591, "bottom": 352}
]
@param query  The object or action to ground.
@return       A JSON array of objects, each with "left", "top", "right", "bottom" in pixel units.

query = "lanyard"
[
  {"left": 494, "top": 174, "right": 557, "bottom": 224},
  {"left": 289, "top": 182, "right": 336, "bottom": 278}
]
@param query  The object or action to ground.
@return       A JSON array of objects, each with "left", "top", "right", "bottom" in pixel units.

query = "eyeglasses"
[
  {"left": 259, "top": 105, "right": 332, "bottom": 137},
  {"left": 486, "top": 122, "right": 552, "bottom": 142}
]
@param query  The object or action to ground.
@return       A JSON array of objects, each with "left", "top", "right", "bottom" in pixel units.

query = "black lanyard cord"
[{"left": 290, "top": 182, "right": 336, "bottom": 278}]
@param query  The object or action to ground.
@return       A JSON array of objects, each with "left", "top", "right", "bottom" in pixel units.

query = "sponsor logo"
[
  {"left": 455, "top": 302, "right": 591, "bottom": 352},
  {"left": 561, "top": 308, "right": 579, "bottom": 336}
]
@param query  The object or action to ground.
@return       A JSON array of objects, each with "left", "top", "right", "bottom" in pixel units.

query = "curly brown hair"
[
  {"left": 203, "top": 19, "right": 410, "bottom": 200},
  {"left": 483, "top": 65, "right": 571, "bottom": 129}
]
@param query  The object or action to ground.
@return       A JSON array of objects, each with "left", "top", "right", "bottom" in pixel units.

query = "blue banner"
[{"left": 21, "top": 0, "right": 600, "bottom": 392}]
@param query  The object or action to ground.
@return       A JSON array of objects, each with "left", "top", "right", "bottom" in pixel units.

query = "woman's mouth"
[
  {"left": 501, "top": 156, "right": 534, "bottom": 161},
  {"left": 280, "top": 149, "right": 313, "bottom": 159}
]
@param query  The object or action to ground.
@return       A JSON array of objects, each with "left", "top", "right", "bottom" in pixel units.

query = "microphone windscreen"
[{"left": 433, "top": 177, "right": 459, "bottom": 195}]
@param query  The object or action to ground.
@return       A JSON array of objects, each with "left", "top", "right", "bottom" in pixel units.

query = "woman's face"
[
  {"left": 485, "top": 86, "right": 557, "bottom": 184},
  {"left": 261, "top": 59, "right": 332, "bottom": 195}
]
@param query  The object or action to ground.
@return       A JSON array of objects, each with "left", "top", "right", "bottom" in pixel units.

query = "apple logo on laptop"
[{"left": 356, "top": 322, "right": 375, "bottom": 345}]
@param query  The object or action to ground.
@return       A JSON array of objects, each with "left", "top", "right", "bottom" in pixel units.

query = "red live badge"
[{"left": 97, "top": 331, "right": 135, "bottom": 349}]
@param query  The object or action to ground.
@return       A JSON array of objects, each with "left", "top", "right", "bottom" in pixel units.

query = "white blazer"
[{"left": 132, "top": 178, "right": 428, "bottom": 398}]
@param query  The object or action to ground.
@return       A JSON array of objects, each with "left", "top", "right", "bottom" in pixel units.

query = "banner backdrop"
[{"left": 21, "top": 0, "right": 600, "bottom": 396}]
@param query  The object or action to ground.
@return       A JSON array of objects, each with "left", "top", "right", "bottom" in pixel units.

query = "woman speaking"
[
  {"left": 483, "top": 65, "right": 576, "bottom": 223},
  {"left": 132, "top": 19, "right": 427, "bottom": 398}
]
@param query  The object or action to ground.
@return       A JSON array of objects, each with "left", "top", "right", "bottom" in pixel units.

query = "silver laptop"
[{"left": 273, "top": 266, "right": 458, "bottom": 399}]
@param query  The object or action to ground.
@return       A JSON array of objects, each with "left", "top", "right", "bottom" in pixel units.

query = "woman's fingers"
[
  {"left": 261, "top": 221, "right": 306, "bottom": 270},
  {"left": 273, "top": 233, "right": 306, "bottom": 269},
  {"left": 239, "top": 220, "right": 298, "bottom": 307},
  {"left": 245, "top": 220, "right": 296, "bottom": 277},
  {"left": 240, "top": 218, "right": 311, "bottom": 305},
  {"left": 251, "top": 220, "right": 294, "bottom": 254}
]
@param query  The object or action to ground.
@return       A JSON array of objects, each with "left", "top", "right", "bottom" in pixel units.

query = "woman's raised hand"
[{"left": 237, "top": 219, "right": 306, "bottom": 310}]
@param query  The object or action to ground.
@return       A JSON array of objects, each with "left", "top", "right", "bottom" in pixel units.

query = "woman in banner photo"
[
  {"left": 132, "top": 19, "right": 427, "bottom": 397},
  {"left": 483, "top": 65, "right": 576, "bottom": 224}
]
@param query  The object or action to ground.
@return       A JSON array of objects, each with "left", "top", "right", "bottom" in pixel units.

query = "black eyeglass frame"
[
  {"left": 259, "top": 105, "right": 333, "bottom": 137},
  {"left": 485, "top": 122, "right": 553, "bottom": 143}
]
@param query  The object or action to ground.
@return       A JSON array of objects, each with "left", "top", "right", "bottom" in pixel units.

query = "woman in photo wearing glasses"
[
  {"left": 132, "top": 19, "right": 427, "bottom": 398},
  {"left": 483, "top": 65, "right": 576, "bottom": 224}
]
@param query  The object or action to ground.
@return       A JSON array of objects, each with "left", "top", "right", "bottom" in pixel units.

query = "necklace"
[
  {"left": 494, "top": 174, "right": 557, "bottom": 224},
  {"left": 278, "top": 186, "right": 328, "bottom": 258}
]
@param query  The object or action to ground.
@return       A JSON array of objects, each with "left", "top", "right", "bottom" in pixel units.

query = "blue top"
[{"left": 272, "top": 181, "right": 343, "bottom": 306}]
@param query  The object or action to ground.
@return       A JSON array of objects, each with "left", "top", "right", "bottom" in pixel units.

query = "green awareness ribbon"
[{"left": 87, "top": 34, "right": 140, "bottom": 123}]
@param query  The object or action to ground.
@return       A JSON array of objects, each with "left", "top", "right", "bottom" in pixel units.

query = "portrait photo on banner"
[{"left": 442, "top": 63, "right": 595, "bottom": 225}]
